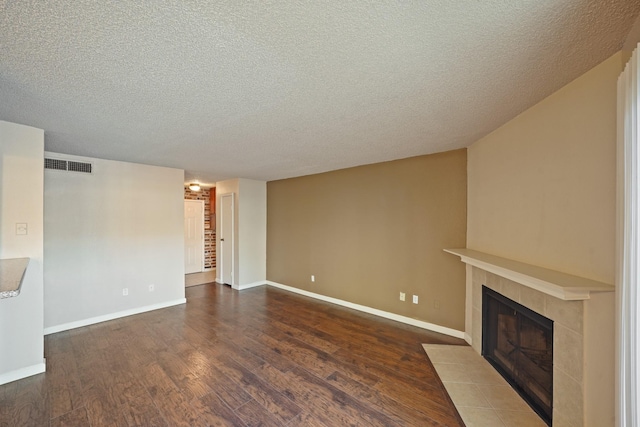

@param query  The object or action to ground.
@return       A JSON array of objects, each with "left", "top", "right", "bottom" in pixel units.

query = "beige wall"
[
  {"left": 467, "top": 52, "right": 623, "bottom": 284},
  {"left": 467, "top": 52, "right": 624, "bottom": 426},
  {"left": 267, "top": 149, "right": 467, "bottom": 331}
]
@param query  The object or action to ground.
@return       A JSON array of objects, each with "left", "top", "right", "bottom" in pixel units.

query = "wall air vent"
[
  {"left": 44, "top": 158, "right": 93, "bottom": 174},
  {"left": 68, "top": 161, "right": 92, "bottom": 174},
  {"left": 44, "top": 158, "right": 67, "bottom": 171}
]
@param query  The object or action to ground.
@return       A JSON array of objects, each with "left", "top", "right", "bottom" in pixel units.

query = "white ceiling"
[{"left": 1, "top": 1, "right": 639, "bottom": 185}]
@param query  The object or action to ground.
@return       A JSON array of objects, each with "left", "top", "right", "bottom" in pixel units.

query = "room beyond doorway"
[
  {"left": 185, "top": 269, "right": 217, "bottom": 287},
  {"left": 184, "top": 185, "right": 216, "bottom": 270},
  {"left": 184, "top": 199, "right": 204, "bottom": 274}
]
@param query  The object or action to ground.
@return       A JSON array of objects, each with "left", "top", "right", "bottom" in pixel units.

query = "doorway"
[
  {"left": 219, "top": 193, "right": 234, "bottom": 285},
  {"left": 184, "top": 200, "right": 204, "bottom": 274}
]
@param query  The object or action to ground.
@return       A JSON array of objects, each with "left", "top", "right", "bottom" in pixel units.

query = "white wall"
[
  {"left": 215, "top": 178, "right": 266, "bottom": 289},
  {"left": 0, "top": 120, "right": 45, "bottom": 384},
  {"left": 44, "top": 152, "right": 185, "bottom": 332},
  {"left": 238, "top": 179, "right": 266, "bottom": 286}
]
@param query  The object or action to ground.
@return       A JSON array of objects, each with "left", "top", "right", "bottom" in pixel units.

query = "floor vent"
[{"left": 45, "top": 158, "right": 93, "bottom": 174}]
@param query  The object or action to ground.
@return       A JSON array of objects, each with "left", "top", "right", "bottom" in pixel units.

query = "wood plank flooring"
[{"left": 0, "top": 283, "right": 467, "bottom": 426}]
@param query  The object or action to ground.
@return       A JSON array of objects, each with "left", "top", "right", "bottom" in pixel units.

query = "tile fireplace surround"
[{"left": 446, "top": 249, "right": 615, "bottom": 427}]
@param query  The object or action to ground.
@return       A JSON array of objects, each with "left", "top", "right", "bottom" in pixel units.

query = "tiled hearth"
[{"left": 423, "top": 344, "right": 547, "bottom": 427}]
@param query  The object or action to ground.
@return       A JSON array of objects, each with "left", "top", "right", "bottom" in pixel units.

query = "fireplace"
[
  {"left": 482, "top": 286, "right": 553, "bottom": 426},
  {"left": 444, "top": 247, "right": 617, "bottom": 426}
]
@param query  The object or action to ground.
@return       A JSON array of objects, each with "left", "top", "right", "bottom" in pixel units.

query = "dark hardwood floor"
[{"left": 0, "top": 283, "right": 467, "bottom": 426}]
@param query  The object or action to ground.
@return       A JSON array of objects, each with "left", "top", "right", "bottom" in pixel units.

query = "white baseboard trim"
[
  {"left": 266, "top": 281, "right": 465, "bottom": 339},
  {"left": 234, "top": 281, "right": 267, "bottom": 291},
  {"left": 465, "top": 332, "right": 473, "bottom": 345},
  {"left": 0, "top": 359, "right": 46, "bottom": 385},
  {"left": 44, "top": 298, "right": 187, "bottom": 335}
]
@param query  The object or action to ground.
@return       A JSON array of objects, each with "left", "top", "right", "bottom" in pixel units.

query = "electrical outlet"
[
  {"left": 123, "top": 288, "right": 129, "bottom": 296},
  {"left": 311, "top": 275, "right": 315, "bottom": 282},
  {"left": 149, "top": 284, "right": 155, "bottom": 292},
  {"left": 399, "top": 292, "right": 406, "bottom": 301},
  {"left": 412, "top": 295, "right": 419, "bottom": 304}
]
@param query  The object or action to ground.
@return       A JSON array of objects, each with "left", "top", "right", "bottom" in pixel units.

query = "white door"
[
  {"left": 220, "top": 193, "right": 234, "bottom": 285},
  {"left": 184, "top": 200, "right": 204, "bottom": 274}
]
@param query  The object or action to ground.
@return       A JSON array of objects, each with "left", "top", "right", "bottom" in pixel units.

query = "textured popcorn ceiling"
[{"left": 1, "top": 1, "right": 639, "bottom": 184}]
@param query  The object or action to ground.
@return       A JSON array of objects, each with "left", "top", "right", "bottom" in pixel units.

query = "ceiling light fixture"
[{"left": 189, "top": 183, "right": 201, "bottom": 191}]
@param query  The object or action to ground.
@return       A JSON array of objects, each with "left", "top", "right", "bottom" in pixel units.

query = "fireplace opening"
[{"left": 482, "top": 286, "right": 553, "bottom": 426}]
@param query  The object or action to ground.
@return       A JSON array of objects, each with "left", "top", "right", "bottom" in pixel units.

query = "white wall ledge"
[
  {"left": 0, "top": 258, "right": 29, "bottom": 299},
  {"left": 444, "top": 248, "right": 613, "bottom": 300}
]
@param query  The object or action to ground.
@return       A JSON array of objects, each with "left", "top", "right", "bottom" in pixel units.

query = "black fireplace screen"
[{"left": 482, "top": 286, "right": 553, "bottom": 426}]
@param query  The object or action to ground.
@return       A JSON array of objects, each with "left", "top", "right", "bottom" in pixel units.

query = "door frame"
[
  {"left": 184, "top": 199, "right": 205, "bottom": 274},
  {"left": 219, "top": 193, "right": 235, "bottom": 286}
]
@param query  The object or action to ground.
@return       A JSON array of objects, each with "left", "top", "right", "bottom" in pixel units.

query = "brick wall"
[{"left": 184, "top": 187, "right": 216, "bottom": 269}]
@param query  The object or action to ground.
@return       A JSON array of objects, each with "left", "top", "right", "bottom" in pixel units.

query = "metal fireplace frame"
[{"left": 482, "top": 285, "right": 554, "bottom": 426}]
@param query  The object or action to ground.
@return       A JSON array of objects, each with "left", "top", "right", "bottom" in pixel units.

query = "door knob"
[{"left": 221, "top": 238, "right": 224, "bottom": 241}]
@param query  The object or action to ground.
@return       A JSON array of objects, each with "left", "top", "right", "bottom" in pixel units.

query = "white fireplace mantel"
[{"left": 444, "top": 248, "right": 614, "bottom": 300}]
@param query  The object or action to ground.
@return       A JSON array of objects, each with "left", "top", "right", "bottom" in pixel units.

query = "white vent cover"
[{"left": 44, "top": 158, "right": 92, "bottom": 174}]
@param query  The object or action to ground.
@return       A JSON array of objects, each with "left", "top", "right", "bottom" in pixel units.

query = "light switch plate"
[{"left": 16, "top": 223, "right": 27, "bottom": 235}]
